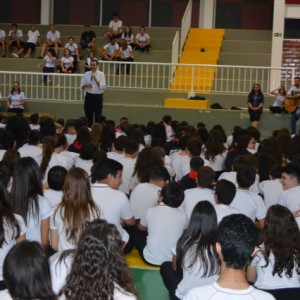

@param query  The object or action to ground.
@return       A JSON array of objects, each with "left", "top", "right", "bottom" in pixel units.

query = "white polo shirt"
[
  {"left": 258, "top": 179, "right": 283, "bottom": 210},
  {"left": 18, "top": 144, "right": 43, "bottom": 165},
  {"left": 181, "top": 187, "right": 215, "bottom": 218},
  {"left": 91, "top": 183, "right": 133, "bottom": 243},
  {"left": 129, "top": 182, "right": 161, "bottom": 219},
  {"left": 230, "top": 189, "right": 266, "bottom": 222},
  {"left": 44, "top": 189, "right": 63, "bottom": 209},
  {"left": 140, "top": 203, "right": 188, "bottom": 265},
  {"left": 119, "top": 157, "right": 136, "bottom": 195},
  {"left": 214, "top": 204, "right": 241, "bottom": 223}
]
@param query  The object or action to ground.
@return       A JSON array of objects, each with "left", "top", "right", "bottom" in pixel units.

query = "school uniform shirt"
[
  {"left": 74, "top": 157, "right": 93, "bottom": 175},
  {"left": 43, "top": 153, "right": 68, "bottom": 184},
  {"left": 109, "top": 20, "right": 123, "bottom": 32},
  {"left": 0, "top": 30, "right": 5, "bottom": 40},
  {"left": 58, "top": 151, "right": 78, "bottom": 170},
  {"left": 107, "top": 151, "right": 124, "bottom": 162},
  {"left": 64, "top": 42, "right": 78, "bottom": 55},
  {"left": 121, "top": 33, "right": 134, "bottom": 44},
  {"left": 44, "top": 189, "right": 63, "bottom": 209},
  {"left": 173, "top": 245, "right": 219, "bottom": 299},
  {"left": 29, "top": 124, "right": 40, "bottom": 130},
  {"left": 218, "top": 171, "right": 260, "bottom": 194},
  {"left": 214, "top": 204, "right": 241, "bottom": 223},
  {"left": 183, "top": 282, "right": 275, "bottom": 300},
  {"left": 278, "top": 185, "right": 300, "bottom": 211},
  {"left": 64, "top": 133, "right": 76, "bottom": 146},
  {"left": 7, "top": 92, "right": 25, "bottom": 110},
  {"left": 181, "top": 188, "right": 215, "bottom": 218},
  {"left": 103, "top": 42, "right": 119, "bottom": 56},
  {"left": 26, "top": 195, "right": 52, "bottom": 243},
  {"left": 0, "top": 150, "right": 6, "bottom": 161},
  {"left": 140, "top": 203, "right": 188, "bottom": 265},
  {"left": 61, "top": 56, "right": 74, "bottom": 68},
  {"left": 91, "top": 183, "right": 133, "bottom": 243},
  {"left": 230, "top": 189, "right": 266, "bottom": 222},
  {"left": 170, "top": 151, "right": 190, "bottom": 181},
  {"left": 18, "top": 143, "right": 43, "bottom": 165},
  {"left": 44, "top": 54, "right": 56, "bottom": 68},
  {"left": 251, "top": 246, "right": 300, "bottom": 290},
  {"left": 8, "top": 29, "right": 23, "bottom": 39},
  {"left": 258, "top": 179, "right": 283, "bottom": 210},
  {"left": 26, "top": 30, "right": 40, "bottom": 44},
  {"left": 120, "top": 45, "right": 133, "bottom": 58},
  {"left": 119, "top": 157, "right": 136, "bottom": 195},
  {"left": 47, "top": 30, "right": 60, "bottom": 43},
  {"left": 50, "top": 207, "right": 99, "bottom": 251},
  {"left": 0, "top": 214, "right": 26, "bottom": 281},
  {"left": 177, "top": 157, "right": 191, "bottom": 181},
  {"left": 201, "top": 151, "right": 227, "bottom": 171},
  {"left": 129, "top": 183, "right": 161, "bottom": 219},
  {"left": 136, "top": 33, "right": 150, "bottom": 45}
]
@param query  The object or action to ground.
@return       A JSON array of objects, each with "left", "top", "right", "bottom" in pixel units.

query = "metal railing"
[
  {"left": 180, "top": 0, "right": 192, "bottom": 56},
  {"left": 0, "top": 63, "right": 295, "bottom": 102}
]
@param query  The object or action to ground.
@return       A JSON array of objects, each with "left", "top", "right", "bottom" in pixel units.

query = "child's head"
[
  {"left": 149, "top": 166, "right": 170, "bottom": 187},
  {"left": 30, "top": 113, "right": 39, "bottom": 124},
  {"left": 269, "top": 164, "right": 282, "bottom": 180},
  {"left": 161, "top": 181, "right": 184, "bottom": 208},
  {"left": 68, "top": 36, "right": 74, "bottom": 44},
  {"left": 190, "top": 156, "right": 204, "bottom": 172},
  {"left": 215, "top": 179, "right": 236, "bottom": 205},
  {"left": 197, "top": 166, "right": 215, "bottom": 188},
  {"left": 236, "top": 164, "right": 256, "bottom": 188},
  {"left": 47, "top": 166, "right": 67, "bottom": 191}
]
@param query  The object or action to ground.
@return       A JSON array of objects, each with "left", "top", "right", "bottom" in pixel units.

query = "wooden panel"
[
  {"left": 12, "top": 0, "right": 40, "bottom": 23},
  {"left": 120, "top": 0, "right": 148, "bottom": 26},
  {"left": 69, "top": 0, "right": 99, "bottom": 25}
]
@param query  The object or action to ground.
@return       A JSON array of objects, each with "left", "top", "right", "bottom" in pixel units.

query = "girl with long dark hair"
[
  {"left": 160, "top": 201, "right": 220, "bottom": 299},
  {"left": 247, "top": 205, "right": 300, "bottom": 289},
  {"left": 10, "top": 157, "right": 52, "bottom": 247}
]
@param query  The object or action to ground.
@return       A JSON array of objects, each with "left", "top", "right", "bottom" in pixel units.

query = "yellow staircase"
[{"left": 171, "top": 28, "right": 224, "bottom": 92}]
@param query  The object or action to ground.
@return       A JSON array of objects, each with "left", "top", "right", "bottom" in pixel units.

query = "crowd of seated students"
[{"left": 0, "top": 112, "right": 299, "bottom": 299}]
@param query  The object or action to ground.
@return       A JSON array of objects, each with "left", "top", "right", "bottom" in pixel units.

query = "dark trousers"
[
  {"left": 7, "top": 107, "right": 24, "bottom": 113},
  {"left": 160, "top": 261, "right": 182, "bottom": 300},
  {"left": 43, "top": 66, "right": 54, "bottom": 83},
  {"left": 84, "top": 92, "right": 103, "bottom": 126},
  {"left": 118, "top": 57, "right": 134, "bottom": 74}
]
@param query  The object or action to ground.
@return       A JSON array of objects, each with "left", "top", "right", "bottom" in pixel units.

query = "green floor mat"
[{"left": 130, "top": 268, "right": 169, "bottom": 300}]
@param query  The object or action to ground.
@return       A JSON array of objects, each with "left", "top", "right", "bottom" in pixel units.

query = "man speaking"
[{"left": 80, "top": 58, "right": 106, "bottom": 126}]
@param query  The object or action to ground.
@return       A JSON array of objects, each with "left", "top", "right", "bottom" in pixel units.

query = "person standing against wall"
[{"left": 80, "top": 59, "right": 106, "bottom": 126}]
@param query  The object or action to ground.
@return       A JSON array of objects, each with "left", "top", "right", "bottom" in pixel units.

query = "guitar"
[{"left": 284, "top": 98, "right": 298, "bottom": 112}]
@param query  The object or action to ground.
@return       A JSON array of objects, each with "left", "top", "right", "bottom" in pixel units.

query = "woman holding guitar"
[
  {"left": 286, "top": 77, "right": 300, "bottom": 135},
  {"left": 247, "top": 83, "right": 264, "bottom": 128}
]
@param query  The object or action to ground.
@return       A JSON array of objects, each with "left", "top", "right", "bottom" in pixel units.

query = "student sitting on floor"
[
  {"left": 160, "top": 201, "right": 220, "bottom": 300},
  {"left": 184, "top": 214, "right": 275, "bottom": 300},
  {"left": 129, "top": 182, "right": 188, "bottom": 266},
  {"left": 213, "top": 179, "right": 240, "bottom": 223}
]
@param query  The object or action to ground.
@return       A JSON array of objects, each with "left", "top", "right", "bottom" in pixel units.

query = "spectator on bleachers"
[
  {"left": 247, "top": 83, "right": 264, "bottom": 128},
  {"left": 64, "top": 36, "right": 79, "bottom": 72},
  {"left": 56, "top": 49, "right": 75, "bottom": 74},
  {"left": 135, "top": 26, "right": 151, "bottom": 52},
  {"left": 0, "top": 27, "right": 6, "bottom": 57},
  {"left": 6, "top": 81, "right": 26, "bottom": 114},
  {"left": 37, "top": 48, "right": 56, "bottom": 85},
  {"left": 29, "top": 113, "right": 40, "bottom": 130},
  {"left": 160, "top": 201, "right": 219, "bottom": 299},
  {"left": 269, "top": 85, "right": 287, "bottom": 114},
  {"left": 8, "top": 24, "right": 23, "bottom": 56},
  {"left": 83, "top": 50, "right": 95, "bottom": 72},
  {"left": 117, "top": 39, "right": 134, "bottom": 75},
  {"left": 121, "top": 25, "right": 135, "bottom": 47},
  {"left": 78, "top": 25, "right": 96, "bottom": 58},
  {"left": 38, "top": 24, "right": 61, "bottom": 58},
  {"left": 12, "top": 24, "right": 40, "bottom": 58},
  {"left": 99, "top": 36, "right": 120, "bottom": 61},
  {"left": 106, "top": 13, "right": 123, "bottom": 38}
]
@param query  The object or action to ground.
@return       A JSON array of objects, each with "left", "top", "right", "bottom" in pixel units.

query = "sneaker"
[
  {"left": 10, "top": 53, "right": 19, "bottom": 58},
  {"left": 24, "top": 54, "right": 30, "bottom": 58}
]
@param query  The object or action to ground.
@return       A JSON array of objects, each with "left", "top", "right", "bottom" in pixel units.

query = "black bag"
[
  {"left": 189, "top": 95, "right": 206, "bottom": 100},
  {"left": 210, "top": 103, "right": 224, "bottom": 109}
]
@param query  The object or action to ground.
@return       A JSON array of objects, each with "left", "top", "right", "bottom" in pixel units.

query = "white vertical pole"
[
  {"left": 99, "top": 0, "right": 103, "bottom": 25},
  {"left": 149, "top": 0, "right": 152, "bottom": 27},
  {"left": 199, "top": 0, "right": 216, "bottom": 29},
  {"left": 41, "top": 0, "right": 53, "bottom": 25}
]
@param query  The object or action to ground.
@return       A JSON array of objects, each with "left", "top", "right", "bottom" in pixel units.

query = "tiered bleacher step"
[{"left": 171, "top": 28, "right": 224, "bottom": 92}]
